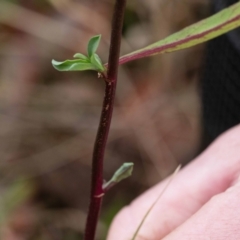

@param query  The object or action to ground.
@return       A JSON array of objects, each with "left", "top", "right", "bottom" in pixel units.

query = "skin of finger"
[
  {"left": 163, "top": 178, "right": 240, "bottom": 240},
  {"left": 107, "top": 125, "right": 240, "bottom": 240}
]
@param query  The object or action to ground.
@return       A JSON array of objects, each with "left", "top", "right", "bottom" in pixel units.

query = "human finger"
[
  {"left": 107, "top": 125, "right": 240, "bottom": 240},
  {"left": 163, "top": 175, "right": 240, "bottom": 240}
]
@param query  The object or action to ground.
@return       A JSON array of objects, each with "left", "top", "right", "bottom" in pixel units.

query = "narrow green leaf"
[
  {"left": 119, "top": 2, "right": 240, "bottom": 65},
  {"left": 73, "top": 53, "right": 89, "bottom": 61},
  {"left": 88, "top": 35, "right": 101, "bottom": 57},
  {"left": 103, "top": 162, "right": 134, "bottom": 191},
  {"left": 52, "top": 59, "right": 97, "bottom": 71},
  {"left": 91, "top": 53, "right": 105, "bottom": 72}
]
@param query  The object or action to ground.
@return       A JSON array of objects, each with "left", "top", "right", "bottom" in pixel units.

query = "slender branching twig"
[{"left": 84, "top": 1, "right": 127, "bottom": 240}]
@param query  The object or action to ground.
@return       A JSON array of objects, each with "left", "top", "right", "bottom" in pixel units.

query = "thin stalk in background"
[{"left": 83, "top": 0, "right": 127, "bottom": 240}]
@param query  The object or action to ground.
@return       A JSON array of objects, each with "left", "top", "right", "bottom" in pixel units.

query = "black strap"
[{"left": 201, "top": 0, "right": 240, "bottom": 145}]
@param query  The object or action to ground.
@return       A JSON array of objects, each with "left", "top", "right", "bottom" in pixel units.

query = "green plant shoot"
[
  {"left": 103, "top": 162, "right": 134, "bottom": 191},
  {"left": 52, "top": 35, "right": 105, "bottom": 73}
]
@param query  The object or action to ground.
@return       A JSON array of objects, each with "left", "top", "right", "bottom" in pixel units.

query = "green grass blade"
[
  {"left": 119, "top": 2, "right": 240, "bottom": 65},
  {"left": 131, "top": 165, "right": 181, "bottom": 240}
]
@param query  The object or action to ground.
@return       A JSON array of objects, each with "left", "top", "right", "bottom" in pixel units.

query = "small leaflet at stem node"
[{"left": 103, "top": 162, "right": 134, "bottom": 192}]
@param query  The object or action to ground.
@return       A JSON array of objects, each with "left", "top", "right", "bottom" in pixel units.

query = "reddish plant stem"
[{"left": 84, "top": 1, "right": 126, "bottom": 240}]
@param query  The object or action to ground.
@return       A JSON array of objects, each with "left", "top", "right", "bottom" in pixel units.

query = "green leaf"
[
  {"left": 119, "top": 2, "right": 240, "bottom": 65},
  {"left": 52, "top": 35, "right": 104, "bottom": 73},
  {"left": 103, "top": 162, "right": 134, "bottom": 191},
  {"left": 73, "top": 53, "right": 89, "bottom": 61},
  {"left": 111, "top": 162, "right": 134, "bottom": 183},
  {"left": 91, "top": 53, "right": 105, "bottom": 72},
  {"left": 88, "top": 35, "right": 101, "bottom": 57},
  {"left": 52, "top": 59, "right": 97, "bottom": 71}
]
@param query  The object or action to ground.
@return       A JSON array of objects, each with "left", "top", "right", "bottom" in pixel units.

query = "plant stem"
[{"left": 84, "top": 1, "right": 126, "bottom": 240}]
